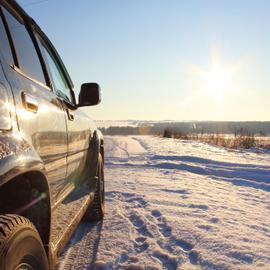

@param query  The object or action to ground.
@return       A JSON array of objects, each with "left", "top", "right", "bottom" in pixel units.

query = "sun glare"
[
  {"left": 192, "top": 48, "right": 238, "bottom": 103},
  {"left": 205, "top": 64, "right": 235, "bottom": 99}
]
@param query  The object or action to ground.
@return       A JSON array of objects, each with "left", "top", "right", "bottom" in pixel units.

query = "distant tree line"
[{"left": 100, "top": 121, "right": 270, "bottom": 136}]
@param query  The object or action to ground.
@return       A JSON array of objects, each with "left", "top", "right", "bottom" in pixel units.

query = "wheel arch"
[{"left": 0, "top": 170, "right": 51, "bottom": 255}]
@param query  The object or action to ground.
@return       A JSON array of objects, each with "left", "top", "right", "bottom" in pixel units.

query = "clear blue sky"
[{"left": 18, "top": 0, "right": 270, "bottom": 121}]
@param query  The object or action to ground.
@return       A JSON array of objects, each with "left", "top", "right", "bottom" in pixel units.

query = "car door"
[
  {"left": 0, "top": 5, "right": 68, "bottom": 205},
  {"left": 36, "top": 36, "right": 92, "bottom": 189}
]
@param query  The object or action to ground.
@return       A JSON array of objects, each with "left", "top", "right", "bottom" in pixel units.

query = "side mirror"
[{"left": 78, "top": 83, "right": 101, "bottom": 107}]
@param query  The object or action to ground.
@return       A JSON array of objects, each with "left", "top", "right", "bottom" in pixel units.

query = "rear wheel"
[
  {"left": 0, "top": 214, "right": 49, "bottom": 270},
  {"left": 83, "top": 153, "right": 105, "bottom": 221}
]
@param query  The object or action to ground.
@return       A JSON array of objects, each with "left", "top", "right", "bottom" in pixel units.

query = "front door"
[{"left": 37, "top": 36, "right": 92, "bottom": 188}]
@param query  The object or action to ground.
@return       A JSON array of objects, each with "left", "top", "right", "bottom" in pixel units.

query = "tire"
[
  {"left": 0, "top": 214, "right": 49, "bottom": 270},
  {"left": 83, "top": 153, "right": 105, "bottom": 221}
]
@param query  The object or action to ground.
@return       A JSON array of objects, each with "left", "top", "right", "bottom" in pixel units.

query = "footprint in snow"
[
  {"left": 119, "top": 252, "right": 129, "bottom": 263},
  {"left": 129, "top": 213, "right": 152, "bottom": 237},
  {"left": 174, "top": 239, "right": 194, "bottom": 252},
  {"left": 130, "top": 236, "right": 150, "bottom": 256},
  {"left": 151, "top": 210, "right": 162, "bottom": 218},
  {"left": 152, "top": 250, "right": 178, "bottom": 270},
  {"left": 197, "top": 224, "right": 213, "bottom": 232},
  {"left": 127, "top": 197, "right": 148, "bottom": 208},
  {"left": 210, "top": 217, "right": 219, "bottom": 224},
  {"left": 151, "top": 210, "right": 173, "bottom": 238},
  {"left": 189, "top": 250, "right": 200, "bottom": 265},
  {"left": 189, "top": 204, "right": 209, "bottom": 210},
  {"left": 158, "top": 221, "right": 172, "bottom": 238},
  {"left": 150, "top": 208, "right": 199, "bottom": 267},
  {"left": 131, "top": 232, "right": 149, "bottom": 254},
  {"left": 227, "top": 251, "right": 253, "bottom": 264},
  {"left": 135, "top": 236, "right": 147, "bottom": 243},
  {"left": 129, "top": 214, "right": 144, "bottom": 228},
  {"left": 161, "top": 188, "right": 189, "bottom": 195}
]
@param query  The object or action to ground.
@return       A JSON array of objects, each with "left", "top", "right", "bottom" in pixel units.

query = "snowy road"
[{"left": 57, "top": 136, "right": 270, "bottom": 270}]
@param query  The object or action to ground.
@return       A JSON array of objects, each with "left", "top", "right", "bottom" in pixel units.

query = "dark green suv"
[{"left": 0, "top": 1, "right": 105, "bottom": 269}]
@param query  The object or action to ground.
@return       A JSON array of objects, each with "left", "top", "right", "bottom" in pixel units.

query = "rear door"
[{"left": 0, "top": 5, "right": 68, "bottom": 204}]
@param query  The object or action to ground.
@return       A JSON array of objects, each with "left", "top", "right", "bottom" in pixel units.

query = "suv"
[{"left": 0, "top": 1, "right": 104, "bottom": 269}]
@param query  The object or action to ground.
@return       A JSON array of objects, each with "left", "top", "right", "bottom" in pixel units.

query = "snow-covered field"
[
  {"left": 96, "top": 120, "right": 139, "bottom": 128},
  {"left": 57, "top": 136, "right": 270, "bottom": 270}
]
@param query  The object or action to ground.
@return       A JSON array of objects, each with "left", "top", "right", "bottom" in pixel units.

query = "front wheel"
[
  {"left": 83, "top": 153, "right": 105, "bottom": 221},
  {"left": 0, "top": 214, "right": 49, "bottom": 270}
]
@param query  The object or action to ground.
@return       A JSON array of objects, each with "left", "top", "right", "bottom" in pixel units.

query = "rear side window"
[
  {"left": 0, "top": 14, "right": 13, "bottom": 65},
  {"left": 2, "top": 8, "right": 46, "bottom": 85}
]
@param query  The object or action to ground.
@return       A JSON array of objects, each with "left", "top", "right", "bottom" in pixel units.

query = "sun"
[
  {"left": 192, "top": 48, "right": 238, "bottom": 102},
  {"left": 205, "top": 64, "right": 235, "bottom": 99}
]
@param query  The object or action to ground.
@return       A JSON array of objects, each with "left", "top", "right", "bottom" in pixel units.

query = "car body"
[{"left": 0, "top": 1, "right": 104, "bottom": 269}]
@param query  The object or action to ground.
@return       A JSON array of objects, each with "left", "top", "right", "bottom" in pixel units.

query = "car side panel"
[
  {"left": 64, "top": 106, "right": 92, "bottom": 185},
  {"left": 2, "top": 64, "right": 68, "bottom": 205}
]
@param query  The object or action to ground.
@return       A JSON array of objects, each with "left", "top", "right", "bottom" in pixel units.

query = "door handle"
[
  {"left": 66, "top": 109, "right": 74, "bottom": 121},
  {"left": 22, "top": 92, "right": 38, "bottom": 113}
]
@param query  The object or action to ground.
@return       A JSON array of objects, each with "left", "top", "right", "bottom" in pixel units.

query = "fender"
[
  {"left": 90, "top": 129, "right": 104, "bottom": 176},
  {"left": 0, "top": 132, "right": 52, "bottom": 258},
  {"left": 77, "top": 129, "right": 103, "bottom": 189},
  {"left": 0, "top": 132, "right": 48, "bottom": 188}
]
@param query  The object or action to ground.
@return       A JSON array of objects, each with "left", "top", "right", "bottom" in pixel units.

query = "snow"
[
  {"left": 57, "top": 136, "right": 270, "bottom": 270},
  {"left": 95, "top": 120, "right": 139, "bottom": 128}
]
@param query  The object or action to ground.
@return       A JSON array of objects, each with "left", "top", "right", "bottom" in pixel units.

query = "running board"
[{"left": 49, "top": 186, "right": 94, "bottom": 268}]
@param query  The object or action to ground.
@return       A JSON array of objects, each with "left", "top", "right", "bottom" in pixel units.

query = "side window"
[
  {"left": 2, "top": 8, "right": 46, "bottom": 85},
  {"left": 0, "top": 13, "right": 14, "bottom": 65},
  {"left": 38, "top": 39, "right": 73, "bottom": 103}
]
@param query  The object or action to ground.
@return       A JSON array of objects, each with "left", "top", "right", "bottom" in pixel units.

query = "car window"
[
  {"left": 0, "top": 13, "right": 14, "bottom": 65},
  {"left": 2, "top": 8, "right": 46, "bottom": 85},
  {"left": 38, "top": 39, "right": 73, "bottom": 103}
]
